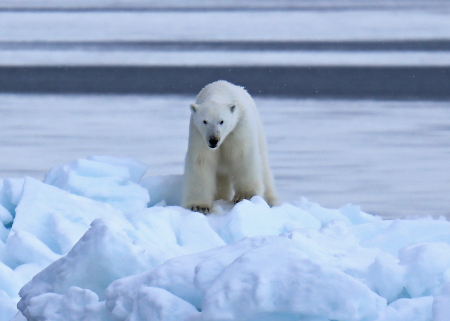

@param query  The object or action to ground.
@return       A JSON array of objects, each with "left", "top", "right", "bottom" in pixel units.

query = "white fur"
[{"left": 183, "top": 80, "right": 277, "bottom": 214}]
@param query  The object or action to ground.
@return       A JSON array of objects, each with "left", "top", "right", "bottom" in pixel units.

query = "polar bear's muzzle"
[{"left": 208, "top": 137, "right": 220, "bottom": 149}]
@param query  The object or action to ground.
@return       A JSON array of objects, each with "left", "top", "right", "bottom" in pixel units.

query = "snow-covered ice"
[
  {"left": 2, "top": 11, "right": 450, "bottom": 42},
  {"left": 3, "top": 50, "right": 450, "bottom": 67},
  {"left": 1, "top": 156, "right": 450, "bottom": 321}
]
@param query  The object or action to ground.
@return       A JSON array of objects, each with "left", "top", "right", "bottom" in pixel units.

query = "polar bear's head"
[{"left": 190, "top": 101, "right": 239, "bottom": 149}]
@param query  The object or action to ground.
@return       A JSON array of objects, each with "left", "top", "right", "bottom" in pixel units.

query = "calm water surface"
[{"left": 1, "top": 94, "right": 449, "bottom": 219}]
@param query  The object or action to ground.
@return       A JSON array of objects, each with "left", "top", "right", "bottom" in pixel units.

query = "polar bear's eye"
[
  {"left": 203, "top": 120, "right": 208, "bottom": 124},
  {"left": 220, "top": 120, "right": 224, "bottom": 125}
]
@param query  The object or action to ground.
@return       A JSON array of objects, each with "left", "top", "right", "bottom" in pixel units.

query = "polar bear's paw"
[
  {"left": 264, "top": 194, "right": 279, "bottom": 207},
  {"left": 233, "top": 192, "right": 255, "bottom": 204},
  {"left": 190, "top": 205, "right": 211, "bottom": 215}
]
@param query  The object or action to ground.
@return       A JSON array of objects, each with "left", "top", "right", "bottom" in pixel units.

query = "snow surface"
[
  {"left": 1, "top": 0, "right": 448, "bottom": 10},
  {"left": 2, "top": 50, "right": 450, "bottom": 67},
  {"left": 1, "top": 11, "right": 450, "bottom": 42},
  {"left": 1, "top": 156, "right": 450, "bottom": 320}
]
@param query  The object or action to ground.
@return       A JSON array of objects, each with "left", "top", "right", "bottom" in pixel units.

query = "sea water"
[{"left": 1, "top": 94, "right": 449, "bottom": 219}]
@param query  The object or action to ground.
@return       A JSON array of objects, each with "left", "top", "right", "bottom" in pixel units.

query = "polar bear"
[{"left": 182, "top": 80, "right": 277, "bottom": 214}]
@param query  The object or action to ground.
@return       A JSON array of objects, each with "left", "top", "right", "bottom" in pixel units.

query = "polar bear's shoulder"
[
  {"left": 196, "top": 80, "right": 248, "bottom": 104},
  {"left": 200, "top": 80, "right": 243, "bottom": 92}
]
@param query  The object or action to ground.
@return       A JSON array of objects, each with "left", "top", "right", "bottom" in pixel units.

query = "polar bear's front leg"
[
  {"left": 183, "top": 154, "right": 217, "bottom": 215},
  {"left": 231, "top": 155, "right": 264, "bottom": 204}
]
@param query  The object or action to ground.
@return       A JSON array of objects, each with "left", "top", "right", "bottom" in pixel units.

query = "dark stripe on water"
[
  {"left": 2, "top": 40, "right": 450, "bottom": 51},
  {"left": 2, "top": 5, "right": 449, "bottom": 12},
  {"left": 0, "top": 66, "right": 449, "bottom": 99}
]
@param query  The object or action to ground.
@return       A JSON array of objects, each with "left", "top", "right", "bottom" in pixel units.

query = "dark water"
[
  {"left": 1, "top": 94, "right": 449, "bottom": 219},
  {"left": 1, "top": 66, "right": 450, "bottom": 100}
]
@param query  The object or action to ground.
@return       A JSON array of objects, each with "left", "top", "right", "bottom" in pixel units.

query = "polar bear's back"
[{"left": 195, "top": 80, "right": 256, "bottom": 112}]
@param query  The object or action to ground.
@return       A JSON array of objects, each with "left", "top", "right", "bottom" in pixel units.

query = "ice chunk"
[
  {"left": 358, "top": 218, "right": 450, "bottom": 256},
  {"left": 3, "top": 179, "right": 24, "bottom": 208},
  {"left": 105, "top": 236, "right": 276, "bottom": 318},
  {"left": 339, "top": 203, "right": 382, "bottom": 224},
  {"left": 14, "top": 264, "right": 47, "bottom": 289},
  {"left": 141, "top": 174, "right": 183, "bottom": 207},
  {"left": 295, "top": 197, "right": 352, "bottom": 226},
  {"left": 0, "top": 204, "right": 12, "bottom": 226},
  {"left": 0, "top": 261, "right": 23, "bottom": 298},
  {"left": 12, "top": 177, "right": 127, "bottom": 255},
  {"left": 45, "top": 157, "right": 149, "bottom": 214},
  {"left": 127, "top": 206, "right": 226, "bottom": 257},
  {"left": 0, "top": 178, "right": 24, "bottom": 217},
  {"left": 3, "top": 230, "right": 60, "bottom": 268},
  {"left": 45, "top": 159, "right": 129, "bottom": 183},
  {"left": 389, "top": 296, "right": 433, "bottom": 321},
  {"left": 367, "top": 255, "right": 405, "bottom": 304},
  {"left": 0, "top": 223, "right": 9, "bottom": 242},
  {"left": 286, "top": 221, "right": 399, "bottom": 287},
  {"left": 280, "top": 221, "right": 405, "bottom": 306},
  {"left": 8, "top": 156, "right": 450, "bottom": 321},
  {"left": 9, "top": 312, "right": 26, "bottom": 321},
  {"left": 107, "top": 235, "right": 387, "bottom": 321},
  {"left": 87, "top": 155, "right": 148, "bottom": 183},
  {"left": 201, "top": 239, "right": 386, "bottom": 321},
  {"left": 433, "top": 282, "right": 450, "bottom": 321},
  {"left": 18, "top": 219, "right": 150, "bottom": 317},
  {"left": 399, "top": 242, "right": 450, "bottom": 297},
  {"left": 0, "top": 290, "right": 17, "bottom": 321},
  {"left": 193, "top": 237, "right": 280, "bottom": 296},
  {"left": 132, "top": 287, "right": 200, "bottom": 321},
  {"left": 24, "top": 287, "right": 109, "bottom": 321},
  {"left": 106, "top": 285, "right": 201, "bottom": 321},
  {"left": 209, "top": 197, "right": 321, "bottom": 244}
]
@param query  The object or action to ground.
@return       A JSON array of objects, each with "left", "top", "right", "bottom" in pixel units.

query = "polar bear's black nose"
[{"left": 208, "top": 138, "right": 219, "bottom": 148}]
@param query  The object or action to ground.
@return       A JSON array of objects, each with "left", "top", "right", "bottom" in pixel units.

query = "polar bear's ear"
[
  {"left": 190, "top": 104, "right": 198, "bottom": 113},
  {"left": 230, "top": 104, "right": 236, "bottom": 113}
]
